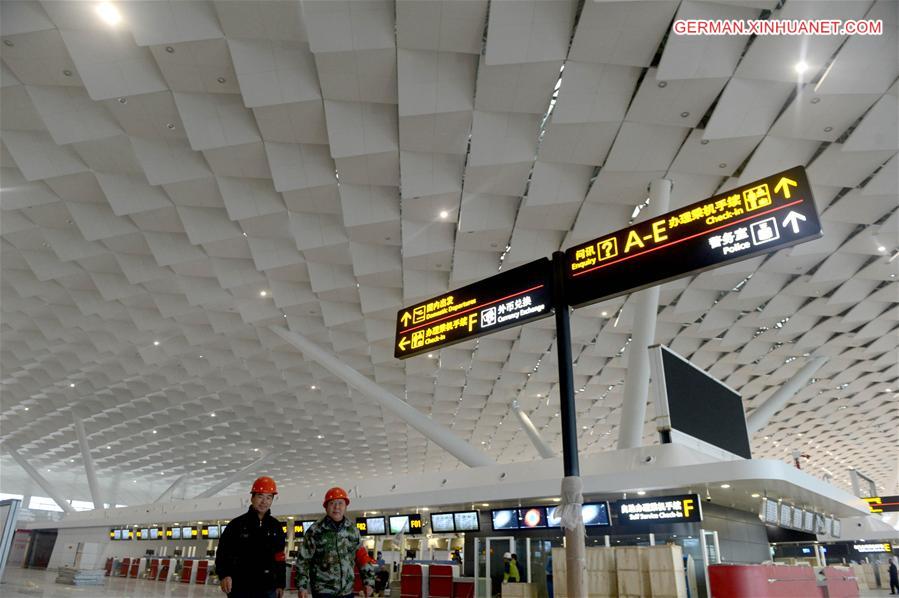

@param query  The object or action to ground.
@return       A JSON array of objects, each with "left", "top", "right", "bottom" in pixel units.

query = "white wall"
[{"left": 47, "top": 527, "right": 216, "bottom": 570}]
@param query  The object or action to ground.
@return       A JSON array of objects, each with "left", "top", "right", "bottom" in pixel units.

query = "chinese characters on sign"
[
  {"left": 394, "top": 258, "right": 553, "bottom": 359},
  {"left": 614, "top": 494, "right": 702, "bottom": 524},
  {"left": 565, "top": 166, "right": 821, "bottom": 308}
]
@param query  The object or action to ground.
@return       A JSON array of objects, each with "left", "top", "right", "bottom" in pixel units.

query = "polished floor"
[{"left": 1, "top": 567, "right": 222, "bottom": 597}]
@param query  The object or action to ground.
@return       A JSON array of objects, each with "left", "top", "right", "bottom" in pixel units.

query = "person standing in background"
[
  {"left": 888, "top": 555, "right": 898, "bottom": 594},
  {"left": 216, "top": 476, "right": 286, "bottom": 598}
]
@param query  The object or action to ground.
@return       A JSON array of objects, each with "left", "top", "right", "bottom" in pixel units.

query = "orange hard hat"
[
  {"left": 323, "top": 486, "right": 350, "bottom": 508},
  {"left": 251, "top": 476, "right": 278, "bottom": 495}
]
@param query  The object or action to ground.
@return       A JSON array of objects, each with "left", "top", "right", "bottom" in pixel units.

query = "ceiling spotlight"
[
  {"left": 637, "top": 490, "right": 646, "bottom": 495},
  {"left": 877, "top": 245, "right": 886, "bottom": 252},
  {"left": 210, "top": 413, "right": 216, "bottom": 417},
  {"left": 153, "top": 340, "right": 160, "bottom": 346},
  {"left": 69, "top": 383, "right": 75, "bottom": 388},
  {"left": 253, "top": 448, "right": 259, "bottom": 452},
  {"left": 794, "top": 61, "right": 809, "bottom": 75},
  {"left": 217, "top": 76, "right": 227, "bottom": 84},
  {"left": 439, "top": 210, "right": 449, "bottom": 219},
  {"left": 751, "top": 493, "right": 760, "bottom": 498},
  {"left": 165, "top": 46, "right": 175, "bottom": 54},
  {"left": 117, "top": 97, "right": 127, "bottom": 104},
  {"left": 310, "top": 385, "right": 317, "bottom": 390},
  {"left": 107, "top": 446, "right": 111, "bottom": 449},
  {"left": 62, "top": 70, "right": 73, "bottom": 77},
  {"left": 259, "top": 290, "right": 268, "bottom": 297},
  {"left": 152, "top": 430, "right": 157, "bottom": 434},
  {"left": 202, "top": 460, "right": 207, "bottom": 464},
  {"left": 166, "top": 123, "right": 176, "bottom": 130},
  {"left": 95, "top": 2, "right": 122, "bottom": 26},
  {"left": 24, "top": 407, "right": 29, "bottom": 411},
  {"left": 601, "top": 311, "right": 608, "bottom": 317},
  {"left": 720, "top": 483, "right": 731, "bottom": 489},
  {"left": 316, "top": 434, "right": 324, "bottom": 440}
]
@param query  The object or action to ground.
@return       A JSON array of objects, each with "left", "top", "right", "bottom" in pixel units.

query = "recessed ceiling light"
[
  {"left": 165, "top": 46, "right": 175, "bottom": 53},
  {"left": 751, "top": 493, "right": 760, "bottom": 498},
  {"left": 210, "top": 413, "right": 216, "bottom": 417},
  {"left": 310, "top": 385, "right": 316, "bottom": 390},
  {"left": 153, "top": 340, "right": 160, "bottom": 346},
  {"left": 166, "top": 123, "right": 176, "bottom": 130},
  {"left": 601, "top": 311, "right": 608, "bottom": 317},
  {"left": 253, "top": 448, "right": 259, "bottom": 452},
  {"left": 259, "top": 290, "right": 268, "bottom": 297},
  {"left": 117, "top": 97, "right": 127, "bottom": 104},
  {"left": 439, "top": 210, "right": 449, "bottom": 219},
  {"left": 69, "top": 383, "right": 75, "bottom": 388},
  {"left": 877, "top": 245, "right": 886, "bottom": 252},
  {"left": 720, "top": 484, "right": 731, "bottom": 489},
  {"left": 316, "top": 434, "right": 324, "bottom": 440},
  {"left": 217, "top": 76, "right": 227, "bottom": 84},
  {"left": 107, "top": 446, "right": 111, "bottom": 449},
  {"left": 62, "top": 69, "right": 73, "bottom": 77},
  {"left": 3, "top": 40, "right": 14, "bottom": 47},
  {"left": 202, "top": 460, "right": 207, "bottom": 464},
  {"left": 24, "top": 407, "right": 29, "bottom": 411},
  {"left": 680, "top": 111, "right": 690, "bottom": 118},
  {"left": 481, "top": 503, "right": 489, "bottom": 507},
  {"left": 95, "top": 2, "right": 122, "bottom": 26},
  {"left": 657, "top": 81, "right": 667, "bottom": 88},
  {"left": 794, "top": 61, "right": 809, "bottom": 75},
  {"left": 637, "top": 490, "right": 646, "bottom": 495},
  {"left": 152, "top": 430, "right": 157, "bottom": 434}
]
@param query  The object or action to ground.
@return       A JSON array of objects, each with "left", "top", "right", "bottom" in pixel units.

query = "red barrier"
[
  {"left": 147, "top": 558, "right": 159, "bottom": 580},
  {"left": 452, "top": 579, "right": 475, "bottom": 598},
  {"left": 429, "top": 564, "right": 454, "bottom": 598},
  {"left": 401, "top": 564, "right": 424, "bottom": 598},
  {"left": 708, "top": 564, "right": 820, "bottom": 597},
  {"left": 118, "top": 558, "right": 130, "bottom": 577},
  {"left": 158, "top": 559, "right": 170, "bottom": 582},
  {"left": 128, "top": 558, "right": 140, "bottom": 578},
  {"left": 104, "top": 557, "right": 113, "bottom": 577},
  {"left": 181, "top": 559, "right": 194, "bottom": 583},
  {"left": 195, "top": 560, "right": 209, "bottom": 585},
  {"left": 822, "top": 567, "right": 860, "bottom": 598}
]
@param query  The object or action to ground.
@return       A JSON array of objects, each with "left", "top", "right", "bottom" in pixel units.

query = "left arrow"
[
  {"left": 782, "top": 210, "right": 807, "bottom": 233},
  {"left": 398, "top": 336, "right": 409, "bottom": 351},
  {"left": 774, "top": 176, "right": 798, "bottom": 199}
]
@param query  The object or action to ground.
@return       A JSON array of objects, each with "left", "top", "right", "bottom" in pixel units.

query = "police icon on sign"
[{"left": 750, "top": 217, "right": 780, "bottom": 245}]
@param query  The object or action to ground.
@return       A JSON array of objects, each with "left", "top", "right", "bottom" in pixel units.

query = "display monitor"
[
  {"left": 823, "top": 517, "right": 833, "bottom": 538},
  {"left": 802, "top": 511, "right": 814, "bottom": 532},
  {"left": 302, "top": 521, "right": 317, "bottom": 534},
  {"left": 547, "top": 506, "right": 561, "bottom": 527},
  {"left": 814, "top": 513, "right": 827, "bottom": 535},
  {"left": 206, "top": 525, "right": 220, "bottom": 539},
  {"left": 764, "top": 499, "right": 779, "bottom": 525},
  {"left": 170, "top": 527, "right": 182, "bottom": 539},
  {"left": 780, "top": 504, "right": 793, "bottom": 529},
  {"left": 454, "top": 511, "right": 480, "bottom": 532},
  {"left": 518, "top": 507, "right": 547, "bottom": 528},
  {"left": 182, "top": 526, "right": 194, "bottom": 539},
  {"left": 491, "top": 509, "right": 519, "bottom": 530},
  {"left": 582, "top": 503, "right": 611, "bottom": 526},
  {"left": 389, "top": 515, "right": 410, "bottom": 535},
  {"left": 650, "top": 345, "right": 751, "bottom": 459},
  {"left": 140, "top": 528, "right": 149, "bottom": 540},
  {"left": 114, "top": 530, "right": 123, "bottom": 540},
  {"left": 365, "top": 517, "right": 386, "bottom": 536},
  {"left": 149, "top": 528, "right": 160, "bottom": 540},
  {"left": 792, "top": 508, "right": 803, "bottom": 530},
  {"left": 831, "top": 519, "right": 841, "bottom": 538},
  {"left": 430, "top": 513, "right": 455, "bottom": 533}
]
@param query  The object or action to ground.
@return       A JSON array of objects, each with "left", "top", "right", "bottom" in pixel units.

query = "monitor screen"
[
  {"left": 140, "top": 528, "right": 149, "bottom": 540},
  {"left": 150, "top": 528, "right": 160, "bottom": 540},
  {"left": 454, "top": 511, "right": 480, "bottom": 532},
  {"left": 654, "top": 346, "right": 751, "bottom": 458},
  {"left": 491, "top": 509, "right": 519, "bottom": 530},
  {"left": 430, "top": 513, "right": 455, "bottom": 533},
  {"left": 302, "top": 521, "right": 317, "bottom": 534},
  {"left": 389, "top": 515, "right": 410, "bottom": 535},
  {"left": 831, "top": 519, "right": 841, "bottom": 538},
  {"left": 518, "top": 507, "right": 547, "bottom": 528},
  {"left": 206, "top": 525, "right": 220, "bottom": 539},
  {"left": 814, "top": 514, "right": 827, "bottom": 535},
  {"left": 170, "top": 527, "right": 182, "bottom": 539},
  {"left": 582, "top": 503, "right": 611, "bottom": 526},
  {"left": 366, "top": 517, "right": 386, "bottom": 536},
  {"left": 764, "top": 499, "right": 779, "bottom": 525},
  {"left": 802, "top": 511, "right": 814, "bottom": 532},
  {"left": 792, "top": 508, "right": 803, "bottom": 529},
  {"left": 547, "top": 506, "right": 561, "bottom": 527},
  {"left": 780, "top": 504, "right": 793, "bottom": 528},
  {"left": 182, "top": 527, "right": 193, "bottom": 539},
  {"left": 113, "top": 530, "right": 122, "bottom": 540}
]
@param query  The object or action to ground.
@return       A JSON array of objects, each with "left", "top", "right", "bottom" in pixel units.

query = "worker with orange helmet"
[
  {"left": 296, "top": 486, "right": 375, "bottom": 598},
  {"left": 216, "top": 476, "right": 287, "bottom": 598}
]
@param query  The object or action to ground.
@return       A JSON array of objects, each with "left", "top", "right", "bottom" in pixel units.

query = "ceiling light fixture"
[
  {"left": 794, "top": 61, "right": 809, "bottom": 75},
  {"left": 153, "top": 340, "right": 160, "bottom": 346},
  {"left": 751, "top": 493, "right": 760, "bottom": 498},
  {"left": 69, "top": 383, "right": 75, "bottom": 388},
  {"left": 152, "top": 430, "right": 157, "bottom": 434},
  {"left": 637, "top": 490, "right": 646, "bottom": 495},
  {"left": 877, "top": 245, "right": 886, "bottom": 252},
  {"left": 259, "top": 290, "right": 268, "bottom": 297},
  {"left": 720, "top": 484, "right": 731, "bottom": 489},
  {"left": 95, "top": 2, "right": 122, "bottom": 26},
  {"left": 439, "top": 210, "right": 449, "bottom": 219},
  {"left": 316, "top": 434, "right": 324, "bottom": 440}
]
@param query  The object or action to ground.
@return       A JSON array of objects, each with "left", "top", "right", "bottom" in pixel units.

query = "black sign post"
[
  {"left": 394, "top": 258, "right": 553, "bottom": 359},
  {"left": 564, "top": 166, "right": 821, "bottom": 308}
]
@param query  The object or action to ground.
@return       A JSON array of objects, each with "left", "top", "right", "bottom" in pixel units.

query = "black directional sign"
[
  {"left": 394, "top": 258, "right": 553, "bottom": 359},
  {"left": 564, "top": 166, "right": 822, "bottom": 308},
  {"left": 864, "top": 495, "right": 899, "bottom": 514},
  {"left": 614, "top": 494, "right": 703, "bottom": 525}
]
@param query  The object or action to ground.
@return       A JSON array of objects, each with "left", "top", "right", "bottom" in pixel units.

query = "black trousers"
[{"left": 228, "top": 590, "right": 278, "bottom": 598}]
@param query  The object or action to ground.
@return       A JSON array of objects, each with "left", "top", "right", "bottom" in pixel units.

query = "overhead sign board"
[
  {"left": 852, "top": 543, "right": 893, "bottom": 553},
  {"left": 394, "top": 258, "right": 553, "bottom": 359},
  {"left": 863, "top": 495, "right": 899, "bottom": 513},
  {"left": 615, "top": 494, "right": 702, "bottom": 525},
  {"left": 564, "top": 166, "right": 822, "bottom": 307}
]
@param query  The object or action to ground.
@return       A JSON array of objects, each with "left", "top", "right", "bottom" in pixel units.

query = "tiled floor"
[{"left": 1, "top": 567, "right": 223, "bottom": 597}]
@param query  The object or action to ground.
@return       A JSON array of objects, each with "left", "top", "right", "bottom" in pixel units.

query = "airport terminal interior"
[{"left": 0, "top": 0, "right": 897, "bottom": 597}]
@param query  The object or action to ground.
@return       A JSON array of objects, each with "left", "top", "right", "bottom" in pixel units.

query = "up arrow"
[
  {"left": 400, "top": 311, "right": 412, "bottom": 326},
  {"left": 782, "top": 211, "right": 806, "bottom": 234},
  {"left": 774, "top": 176, "right": 798, "bottom": 199}
]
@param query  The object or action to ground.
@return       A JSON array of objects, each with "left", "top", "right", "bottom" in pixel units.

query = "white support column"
[
  {"left": 511, "top": 402, "right": 556, "bottom": 459},
  {"left": 195, "top": 451, "right": 277, "bottom": 499},
  {"left": 154, "top": 474, "right": 187, "bottom": 503},
  {"left": 618, "top": 179, "right": 671, "bottom": 450},
  {"left": 3, "top": 445, "right": 74, "bottom": 513},
  {"left": 747, "top": 357, "right": 828, "bottom": 434},
  {"left": 269, "top": 326, "right": 496, "bottom": 468},
  {"left": 72, "top": 416, "right": 104, "bottom": 509}
]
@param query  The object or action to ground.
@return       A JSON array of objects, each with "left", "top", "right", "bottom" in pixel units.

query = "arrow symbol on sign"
[
  {"left": 774, "top": 176, "right": 798, "bottom": 199},
  {"left": 398, "top": 336, "right": 409, "bottom": 351},
  {"left": 400, "top": 311, "right": 412, "bottom": 326},
  {"left": 782, "top": 211, "right": 806, "bottom": 233}
]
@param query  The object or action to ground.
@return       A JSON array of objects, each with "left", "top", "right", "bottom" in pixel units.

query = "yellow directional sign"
[{"left": 564, "top": 166, "right": 822, "bottom": 308}]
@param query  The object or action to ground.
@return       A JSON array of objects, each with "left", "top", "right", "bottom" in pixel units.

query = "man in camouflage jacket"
[{"left": 297, "top": 487, "right": 375, "bottom": 598}]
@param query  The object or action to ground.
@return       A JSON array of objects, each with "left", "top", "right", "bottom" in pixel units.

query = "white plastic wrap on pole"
[
  {"left": 195, "top": 451, "right": 276, "bottom": 499},
  {"left": 269, "top": 326, "right": 496, "bottom": 468},
  {"left": 747, "top": 356, "right": 828, "bottom": 433},
  {"left": 512, "top": 403, "right": 556, "bottom": 459},
  {"left": 618, "top": 179, "right": 671, "bottom": 450},
  {"left": 3, "top": 445, "right": 74, "bottom": 513},
  {"left": 73, "top": 416, "right": 104, "bottom": 509},
  {"left": 560, "top": 476, "right": 586, "bottom": 598},
  {"left": 154, "top": 474, "right": 187, "bottom": 503}
]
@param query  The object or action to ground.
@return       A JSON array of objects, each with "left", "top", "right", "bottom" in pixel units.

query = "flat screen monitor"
[
  {"left": 366, "top": 517, "right": 386, "bottom": 536},
  {"left": 170, "top": 527, "right": 182, "bottom": 539},
  {"left": 140, "top": 528, "right": 149, "bottom": 540},
  {"left": 491, "top": 509, "right": 519, "bottom": 530},
  {"left": 780, "top": 504, "right": 793, "bottom": 528},
  {"left": 454, "top": 511, "right": 480, "bottom": 532},
  {"left": 302, "top": 521, "right": 317, "bottom": 534},
  {"left": 113, "top": 530, "right": 122, "bottom": 540},
  {"left": 814, "top": 513, "right": 827, "bottom": 535},
  {"left": 389, "top": 515, "right": 410, "bottom": 535},
  {"left": 182, "top": 526, "right": 194, "bottom": 539},
  {"left": 792, "top": 508, "right": 804, "bottom": 529},
  {"left": 547, "top": 506, "right": 561, "bottom": 527},
  {"left": 764, "top": 499, "right": 779, "bottom": 525},
  {"left": 802, "top": 511, "right": 814, "bottom": 532},
  {"left": 518, "top": 507, "right": 547, "bottom": 528},
  {"left": 831, "top": 519, "right": 841, "bottom": 538},
  {"left": 582, "top": 503, "right": 611, "bottom": 526},
  {"left": 150, "top": 528, "right": 160, "bottom": 540},
  {"left": 430, "top": 513, "right": 455, "bottom": 533},
  {"left": 823, "top": 517, "right": 833, "bottom": 537},
  {"left": 651, "top": 345, "right": 751, "bottom": 459},
  {"left": 206, "top": 525, "right": 220, "bottom": 539}
]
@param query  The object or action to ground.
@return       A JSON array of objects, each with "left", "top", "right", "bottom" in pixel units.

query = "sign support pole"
[{"left": 552, "top": 251, "right": 586, "bottom": 598}]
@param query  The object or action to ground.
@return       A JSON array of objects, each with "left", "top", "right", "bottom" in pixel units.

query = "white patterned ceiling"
[{"left": 0, "top": 0, "right": 897, "bottom": 507}]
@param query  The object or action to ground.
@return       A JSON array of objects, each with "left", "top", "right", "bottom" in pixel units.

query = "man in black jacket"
[{"left": 215, "top": 476, "right": 286, "bottom": 598}]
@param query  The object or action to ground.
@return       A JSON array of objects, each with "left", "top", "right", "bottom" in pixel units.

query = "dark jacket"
[{"left": 215, "top": 507, "right": 287, "bottom": 591}]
